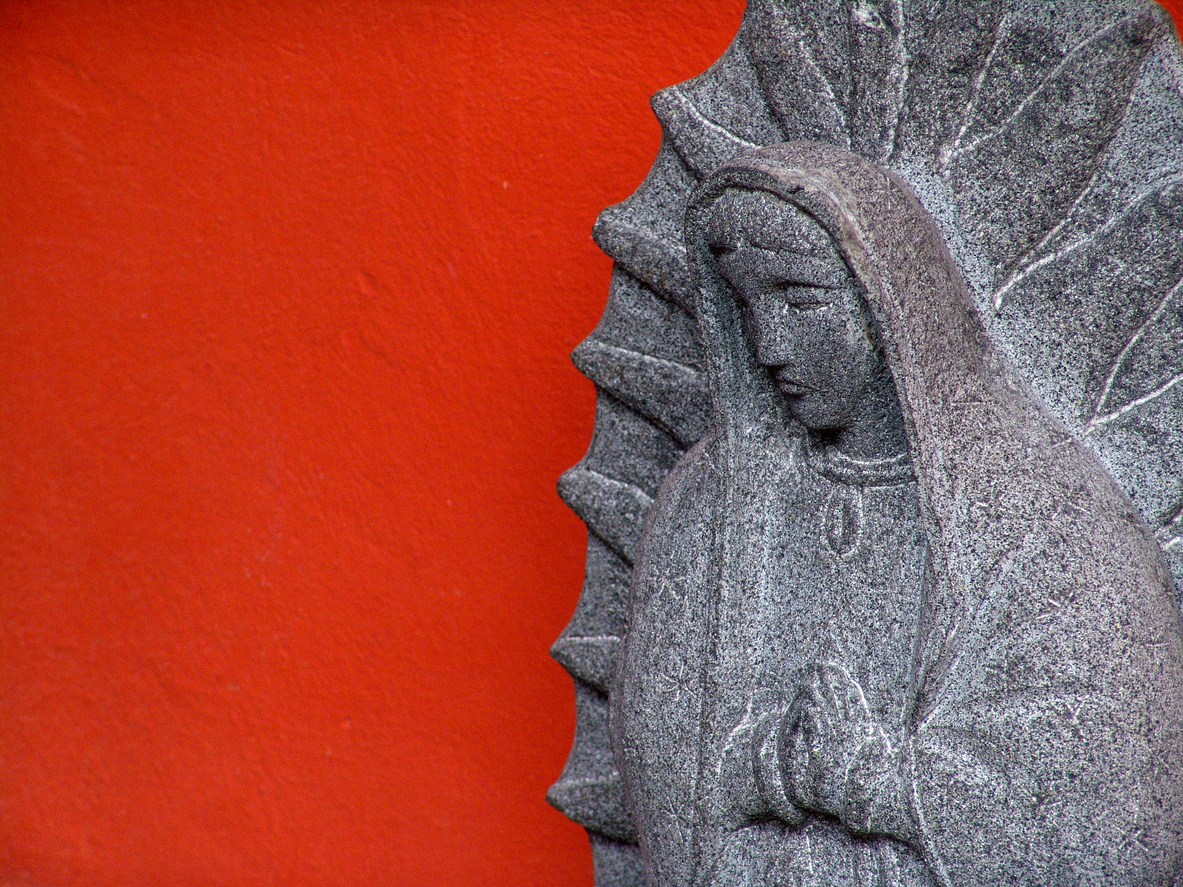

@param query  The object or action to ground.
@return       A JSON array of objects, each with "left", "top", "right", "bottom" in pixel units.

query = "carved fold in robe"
[{"left": 611, "top": 142, "right": 1183, "bottom": 886}]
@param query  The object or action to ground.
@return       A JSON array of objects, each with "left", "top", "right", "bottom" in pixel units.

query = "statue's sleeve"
[{"left": 886, "top": 550, "right": 1183, "bottom": 886}]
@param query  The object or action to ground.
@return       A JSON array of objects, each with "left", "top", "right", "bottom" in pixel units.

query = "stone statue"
[
  {"left": 615, "top": 141, "right": 1183, "bottom": 885},
  {"left": 549, "top": 3, "right": 1183, "bottom": 885}
]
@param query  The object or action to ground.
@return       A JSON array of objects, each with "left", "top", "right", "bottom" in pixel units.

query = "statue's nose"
[{"left": 754, "top": 326, "right": 795, "bottom": 368}]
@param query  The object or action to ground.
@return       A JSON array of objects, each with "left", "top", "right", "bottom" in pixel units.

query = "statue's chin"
[{"left": 787, "top": 400, "right": 847, "bottom": 439}]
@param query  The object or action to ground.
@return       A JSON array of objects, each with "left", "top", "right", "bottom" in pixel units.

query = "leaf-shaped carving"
[
  {"left": 944, "top": 9, "right": 1166, "bottom": 288},
  {"left": 590, "top": 270, "right": 701, "bottom": 384},
  {"left": 952, "top": 15, "right": 1060, "bottom": 145},
  {"left": 994, "top": 176, "right": 1183, "bottom": 309},
  {"left": 996, "top": 179, "right": 1183, "bottom": 425},
  {"left": 846, "top": 0, "right": 906, "bottom": 162},
  {"left": 1090, "top": 274, "right": 1183, "bottom": 428},
  {"left": 891, "top": 0, "right": 1006, "bottom": 165},
  {"left": 745, "top": 0, "right": 851, "bottom": 146}
]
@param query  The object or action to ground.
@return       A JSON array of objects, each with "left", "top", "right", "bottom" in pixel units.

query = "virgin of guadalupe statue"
[
  {"left": 609, "top": 143, "right": 1183, "bottom": 886},
  {"left": 547, "top": 4, "right": 1183, "bottom": 885}
]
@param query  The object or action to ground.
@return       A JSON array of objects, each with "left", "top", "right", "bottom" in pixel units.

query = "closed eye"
[{"left": 777, "top": 283, "right": 836, "bottom": 310}]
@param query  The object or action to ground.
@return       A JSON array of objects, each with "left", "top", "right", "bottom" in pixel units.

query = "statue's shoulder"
[
  {"left": 659, "top": 430, "right": 723, "bottom": 503},
  {"left": 638, "top": 431, "right": 724, "bottom": 548}
]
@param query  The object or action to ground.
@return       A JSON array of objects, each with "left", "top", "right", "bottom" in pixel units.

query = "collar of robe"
[{"left": 801, "top": 431, "right": 913, "bottom": 487}]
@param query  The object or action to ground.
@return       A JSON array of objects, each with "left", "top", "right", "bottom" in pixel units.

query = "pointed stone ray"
[
  {"left": 550, "top": 634, "right": 621, "bottom": 693},
  {"left": 946, "top": 10, "right": 1166, "bottom": 164},
  {"left": 559, "top": 534, "right": 632, "bottom": 641},
  {"left": 588, "top": 836, "right": 646, "bottom": 886},
  {"left": 547, "top": 681, "right": 639, "bottom": 842},
  {"left": 580, "top": 393, "right": 687, "bottom": 503},
  {"left": 650, "top": 85, "right": 761, "bottom": 180},
  {"left": 998, "top": 39, "right": 1183, "bottom": 284},
  {"left": 744, "top": 0, "right": 851, "bottom": 146},
  {"left": 993, "top": 175, "right": 1183, "bottom": 311},
  {"left": 670, "top": 38, "right": 787, "bottom": 148},
  {"left": 557, "top": 466, "right": 653, "bottom": 566},
  {"left": 989, "top": 158, "right": 1109, "bottom": 307},
  {"left": 573, "top": 337, "right": 709, "bottom": 449},
  {"left": 891, "top": 0, "right": 1005, "bottom": 167},
  {"left": 597, "top": 140, "right": 700, "bottom": 265},
  {"left": 945, "top": 5, "right": 1106, "bottom": 153},
  {"left": 593, "top": 206, "right": 695, "bottom": 313},
  {"left": 944, "top": 10, "right": 1010, "bottom": 164},
  {"left": 996, "top": 178, "right": 1183, "bottom": 429},
  {"left": 547, "top": 772, "right": 636, "bottom": 842},
  {"left": 592, "top": 267, "right": 701, "bottom": 373}
]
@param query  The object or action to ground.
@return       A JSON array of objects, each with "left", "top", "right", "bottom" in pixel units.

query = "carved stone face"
[{"left": 708, "top": 188, "right": 900, "bottom": 449}]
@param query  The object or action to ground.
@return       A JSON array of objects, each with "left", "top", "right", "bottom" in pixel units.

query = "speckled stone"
[{"left": 550, "top": 4, "right": 1183, "bottom": 885}]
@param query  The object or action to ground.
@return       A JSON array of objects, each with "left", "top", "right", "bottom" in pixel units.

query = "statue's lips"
[{"left": 773, "top": 372, "right": 811, "bottom": 396}]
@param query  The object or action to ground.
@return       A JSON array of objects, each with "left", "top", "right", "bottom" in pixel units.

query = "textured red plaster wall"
[
  {"left": 0, "top": 2, "right": 745, "bottom": 885},
  {"left": 1, "top": 3, "right": 1181, "bottom": 886},
  {"left": 1168, "top": 0, "right": 1183, "bottom": 29}
]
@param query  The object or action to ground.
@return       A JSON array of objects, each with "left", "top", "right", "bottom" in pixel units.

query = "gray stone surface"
[{"left": 549, "top": 3, "right": 1183, "bottom": 885}]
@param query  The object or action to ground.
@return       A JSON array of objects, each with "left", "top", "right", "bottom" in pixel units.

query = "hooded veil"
[{"left": 613, "top": 142, "right": 1183, "bottom": 887}]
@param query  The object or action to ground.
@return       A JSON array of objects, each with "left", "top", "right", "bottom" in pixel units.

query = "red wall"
[
  {"left": 1, "top": 3, "right": 1180, "bottom": 886},
  {"left": 0, "top": 2, "right": 745, "bottom": 884}
]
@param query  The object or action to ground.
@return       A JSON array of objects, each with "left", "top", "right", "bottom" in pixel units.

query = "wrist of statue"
[
  {"left": 840, "top": 730, "right": 920, "bottom": 844},
  {"left": 752, "top": 708, "right": 805, "bottom": 826}
]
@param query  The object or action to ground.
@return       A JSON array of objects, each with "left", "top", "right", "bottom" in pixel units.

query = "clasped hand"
[
  {"left": 783, "top": 661, "right": 881, "bottom": 818},
  {"left": 723, "top": 662, "right": 912, "bottom": 840}
]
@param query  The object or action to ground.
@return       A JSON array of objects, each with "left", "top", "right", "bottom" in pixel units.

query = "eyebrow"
[{"left": 717, "top": 246, "right": 847, "bottom": 289}]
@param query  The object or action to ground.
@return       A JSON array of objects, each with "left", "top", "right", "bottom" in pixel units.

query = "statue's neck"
[{"left": 820, "top": 372, "right": 910, "bottom": 464}]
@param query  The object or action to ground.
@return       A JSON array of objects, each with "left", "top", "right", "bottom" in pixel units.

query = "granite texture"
[{"left": 549, "top": 3, "right": 1183, "bottom": 885}]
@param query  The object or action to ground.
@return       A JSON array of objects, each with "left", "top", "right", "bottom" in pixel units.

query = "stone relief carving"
[{"left": 549, "top": 3, "right": 1183, "bottom": 885}]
